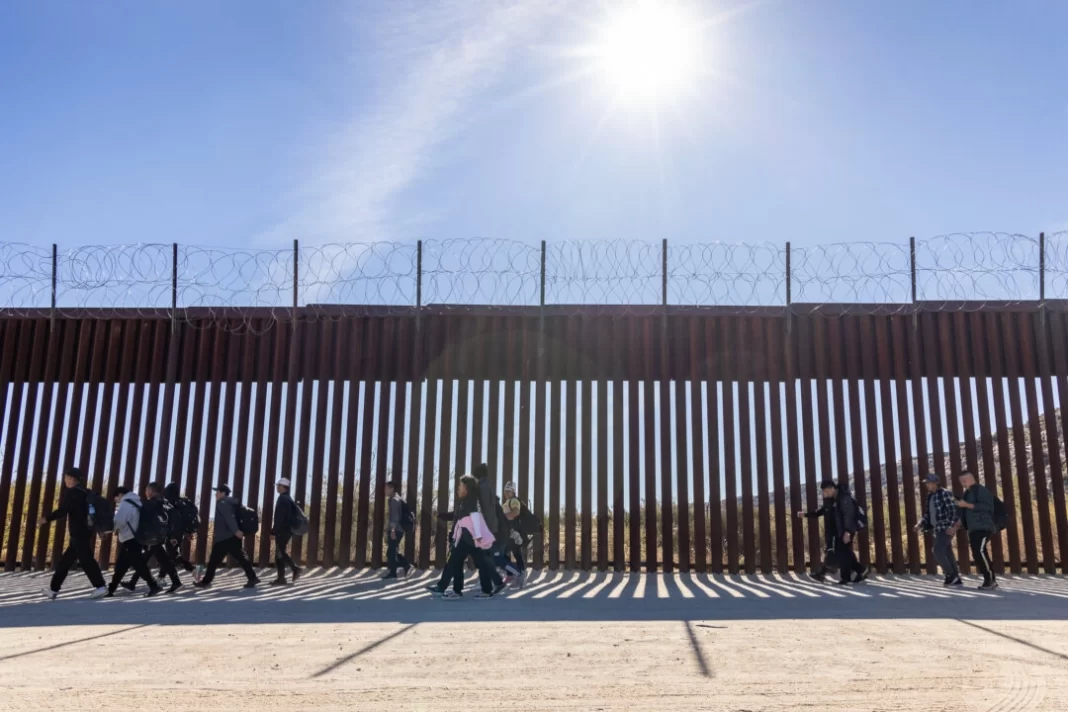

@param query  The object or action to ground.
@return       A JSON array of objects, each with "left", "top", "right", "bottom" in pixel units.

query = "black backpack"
[
  {"left": 290, "top": 501, "right": 310, "bottom": 536},
  {"left": 172, "top": 497, "right": 200, "bottom": 537},
  {"left": 993, "top": 496, "right": 1010, "bottom": 532},
  {"left": 399, "top": 498, "right": 416, "bottom": 532},
  {"left": 83, "top": 488, "right": 114, "bottom": 535},
  {"left": 515, "top": 501, "right": 543, "bottom": 538},
  {"left": 853, "top": 498, "right": 868, "bottom": 531},
  {"left": 234, "top": 503, "right": 260, "bottom": 534},
  {"left": 130, "top": 498, "right": 168, "bottom": 547}
]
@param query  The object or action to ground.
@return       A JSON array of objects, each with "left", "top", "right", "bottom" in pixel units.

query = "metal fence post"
[
  {"left": 910, "top": 236, "right": 917, "bottom": 330},
  {"left": 50, "top": 244, "right": 57, "bottom": 333},
  {"left": 784, "top": 241, "right": 792, "bottom": 334},
  {"left": 171, "top": 242, "right": 178, "bottom": 333},
  {"left": 1039, "top": 231, "right": 1046, "bottom": 332},
  {"left": 292, "top": 238, "right": 299, "bottom": 319},
  {"left": 661, "top": 238, "right": 668, "bottom": 339}
]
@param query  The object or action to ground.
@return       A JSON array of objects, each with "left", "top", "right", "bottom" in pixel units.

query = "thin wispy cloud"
[{"left": 260, "top": 1, "right": 558, "bottom": 247}]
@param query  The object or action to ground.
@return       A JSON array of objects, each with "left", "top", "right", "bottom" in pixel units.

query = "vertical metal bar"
[
  {"left": 1044, "top": 310, "right": 1068, "bottom": 571},
  {"left": 371, "top": 318, "right": 394, "bottom": 568},
  {"left": 705, "top": 318, "right": 724, "bottom": 573},
  {"left": 516, "top": 322, "right": 532, "bottom": 564},
  {"left": 797, "top": 315, "right": 821, "bottom": 570},
  {"left": 258, "top": 323, "right": 289, "bottom": 565},
  {"left": 341, "top": 319, "right": 364, "bottom": 568},
  {"left": 890, "top": 315, "right": 922, "bottom": 574},
  {"left": 627, "top": 318, "right": 642, "bottom": 572},
  {"left": 436, "top": 318, "right": 454, "bottom": 567},
  {"left": 356, "top": 318, "right": 379, "bottom": 568},
  {"left": 784, "top": 311, "right": 804, "bottom": 572},
  {"left": 187, "top": 325, "right": 216, "bottom": 565},
  {"left": 611, "top": 320, "right": 625, "bottom": 572},
  {"left": 784, "top": 242, "right": 792, "bottom": 333},
  {"left": 308, "top": 320, "right": 335, "bottom": 567},
  {"left": 195, "top": 327, "right": 227, "bottom": 564},
  {"left": 985, "top": 312, "right": 1021, "bottom": 573},
  {"left": 826, "top": 318, "right": 851, "bottom": 552},
  {"left": 417, "top": 352, "right": 436, "bottom": 570},
  {"left": 416, "top": 240, "right": 423, "bottom": 311},
  {"left": 535, "top": 242, "right": 546, "bottom": 569},
  {"left": 90, "top": 320, "right": 125, "bottom": 566},
  {"left": 97, "top": 320, "right": 139, "bottom": 566},
  {"left": 470, "top": 320, "right": 486, "bottom": 473},
  {"left": 767, "top": 317, "right": 789, "bottom": 573},
  {"left": 721, "top": 316, "right": 739, "bottom": 573},
  {"left": 292, "top": 239, "right": 299, "bottom": 314},
  {"left": 390, "top": 318, "right": 411, "bottom": 564},
  {"left": 658, "top": 316, "right": 674, "bottom": 574},
  {"left": 641, "top": 318, "right": 658, "bottom": 572},
  {"left": 4, "top": 319, "right": 46, "bottom": 570},
  {"left": 1018, "top": 311, "right": 1055, "bottom": 573},
  {"left": 566, "top": 320, "right": 579, "bottom": 570},
  {"left": 50, "top": 245, "right": 57, "bottom": 332},
  {"left": 967, "top": 312, "right": 1003, "bottom": 572},
  {"left": 215, "top": 324, "right": 243, "bottom": 529},
  {"left": 324, "top": 319, "right": 348, "bottom": 567},
  {"left": 405, "top": 314, "right": 423, "bottom": 566},
  {"left": 124, "top": 321, "right": 155, "bottom": 497},
  {"left": 736, "top": 317, "right": 755, "bottom": 574},
  {"left": 910, "top": 237, "right": 917, "bottom": 304},
  {"left": 596, "top": 318, "right": 610, "bottom": 572},
  {"left": 921, "top": 312, "right": 949, "bottom": 572},
  {"left": 688, "top": 317, "right": 707, "bottom": 573},
  {"left": 672, "top": 315, "right": 690, "bottom": 573},
  {"left": 580, "top": 339, "right": 593, "bottom": 571},
  {"left": 1039, "top": 232, "right": 1046, "bottom": 303},
  {"left": 811, "top": 317, "right": 835, "bottom": 561},
  {"left": 233, "top": 326, "right": 260, "bottom": 561},
  {"left": 171, "top": 243, "right": 178, "bottom": 333},
  {"left": 874, "top": 316, "right": 904, "bottom": 573},
  {"left": 858, "top": 316, "right": 886, "bottom": 572},
  {"left": 548, "top": 320, "right": 563, "bottom": 570},
  {"left": 287, "top": 322, "right": 313, "bottom": 566},
  {"left": 751, "top": 317, "right": 772, "bottom": 574},
  {"left": 844, "top": 316, "right": 870, "bottom": 569},
  {"left": 1001, "top": 312, "right": 1036, "bottom": 573},
  {"left": 502, "top": 320, "right": 517, "bottom": 501},
  {"left": 454, "top": 317, "right": 471, "bottom": 482},
  {"left": 936, "top": 312, "right": 969, "bottom": 573}
]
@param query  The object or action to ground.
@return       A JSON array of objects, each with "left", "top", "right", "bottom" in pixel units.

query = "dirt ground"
[{"left": 2, "top": 570, "right": 1066, "bottom": 711}]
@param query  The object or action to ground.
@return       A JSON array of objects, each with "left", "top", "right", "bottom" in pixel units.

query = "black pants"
[
  {"left": 386, "top": 530, "right": 408, "bottom": 575},
  {"left": 129, "top": 542, "right": 181, "bottom": 587},
  {"left": 969, "top": 530, "right": 995, "bottom": 583},
  {"left": 110, "top": 539, "right": 158, "bottom": 591},
  {"left": 437, "top": 541, "right": 497, "bottom": 594},
  {"left": 50, "top": 537, "right": 106, "bottom": 592},
  {"left": 274, "top": 533, "right": 299, "bottom": 580},
  {"left": 835, "top": 537, "right": 865, "bottom": 583},
  {"left": 201, "top": 537, "right": 257, "bottom": 585},
  {"left": 166, "top": 538, "right": 195, "bottom": 572}
]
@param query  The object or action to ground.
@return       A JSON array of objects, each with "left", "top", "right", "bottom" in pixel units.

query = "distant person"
[
  {"left": 428, "top": 475, "right": 502, "bottom": 599},
  {"left": 164, "top": 482, "right": 196, "bottom": 573},
  {"left": 821, "top": 479, "right": 868, "bottom": 585},
  {"left": 796, "top": 491, "right": 839, "bottom": 583},
  {"left": 497, "top": 481, "right": 527, "bottom": 587},
  {"left": 955, "top": 471, "right": 997, "bottom": 590},
  {"left": 38, "top": 467, "right": 108, "bottom": 600},
  {"left": 472, "top": 463, "right": 507, "bottom": 592},
  {"left": 915, "top": 474, "right": 962, "bottom": 587},
  {"left": 194, "top": 484, "right": 260, "bottom": 589},
  {"left": 383, "top": 481, "right": 411, "bottom": 579},
  {"left": 123, "top": 482, "right": 183, "bottom": 594},
  {"left": 108, "top": 486, "right": 162, "bottom": 597},
  {"left": 270, "top": 478, "right": 302, "bottom": 586}
]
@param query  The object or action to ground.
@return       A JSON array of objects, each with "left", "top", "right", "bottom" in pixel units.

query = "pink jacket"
[{"left": 452, "top": 511, "right": 495, "bottom": 550}]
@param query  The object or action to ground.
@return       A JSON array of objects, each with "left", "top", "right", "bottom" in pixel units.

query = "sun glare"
[{"left": 591, "top": 1, "right": 701, "bottom": 105}]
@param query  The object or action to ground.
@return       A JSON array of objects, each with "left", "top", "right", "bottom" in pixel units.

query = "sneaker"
[
  {"left": 402, "top": 564, "right": 411, "bottom": 578},
  {"left": 426, "top": 585, "right": 446, "bottom": 596},
  {"left": 947, "top": 577, "right": 963, "bottom": 587},
  {"left": 244, "top": 578, "right": 260, "bottom": 589},
  {"left": 89, "top": 587, "right": 108, "bottom": 599},
  {"left": 442, "top": 590, "right": 463, "bottom": 600},
  {"left": 833, "top": 579, "right": 852, "bottom": 586},
  {"left": 381, "top": 572, "right": 398, "bottom": 580},
  {"left": 853, "top": 567, "right": 870, "bottom": 583},
  {"left": 167, "top": 582, "right": 184, "bottom": 594},
  {"left": 42, "top": 587, "right": 57, "bottom": 600},
  {"left": 269, "top": 578, "right": 289, "bottom": 587},
  {"left": 474, "top": 591, "right": 494, "bottom": 599},
  {"left": 810, "top": 572, "right": 826, "bottom": 583},
  {"left": 492, "top": 581, "right": 508, "bottom": 596},
  {"left": 120, "top": 581, "right": 137, "bottom": 592},
  {"left": 145, "top": 585, "right": 162, "bottom": 598},
  {"left": 516, "top": 572, "right": 527, "bottom": 589},
  {"left": 979, "top": 580, "right": 999, "bottom": 591},
  {"left": 292, "top": 568, "right": 302, "bottom": 582},
  {"left": 193, "top": 580, "right": 212, "bottom": 589}
]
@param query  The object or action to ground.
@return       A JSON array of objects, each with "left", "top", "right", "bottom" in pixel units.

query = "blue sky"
[{"left": 2, "top": 0, "right": 1067, "bottom": 254}]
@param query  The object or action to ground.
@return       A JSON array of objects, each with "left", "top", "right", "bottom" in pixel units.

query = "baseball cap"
[
  {"left": 276, "top": 478, "right": 291, "bottom": 488},
  {"left": 925, "top": 473, "right": 940, "bottom": 483},
  {"left": 819, "top": 479, "right": 836, "bottom": 489},
  {"left": 504, "top": 481, "right": 517, "bottom": 494},
  {"left": 213, "top": 484, "right": 231, "bottom": 495}
]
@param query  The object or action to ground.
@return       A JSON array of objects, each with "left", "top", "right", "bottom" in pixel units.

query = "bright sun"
[{"left": 591, "top": 1, "right": 701, "bottom": 105}]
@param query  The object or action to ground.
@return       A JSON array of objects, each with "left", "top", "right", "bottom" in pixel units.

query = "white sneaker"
[
  {"left": 517, "top": 572, "right": 527, "bottom": 589},
  {"left": 42, "top": 587, "right": 57, "bottom": 600},
  {"left": 89, "top": 587, "right": 108, "bottom": 599}
]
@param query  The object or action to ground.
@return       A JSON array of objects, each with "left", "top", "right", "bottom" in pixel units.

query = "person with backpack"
[
  {"left": 194, "top": 484, "right": 260, "bottom": 589},
  {"left": 37, "top": 467, "right": 108, "bottom": 600},
  {"left": 122, "top": 482, "right": 183, "bottom": 593},
  {"left": 497, "top": 481, "right": 527, "bottom": 588},
  {"left": 821, "top": 479, "right": 868, "bottom": 585},
  {"left": 125, "top": 481, "right": 197, "bottom": 593},
  {"left": 164, "top": 481, "right": 196, "bottom": 573},
  {"left": 796, "top": 490, "right": 839, "bottom": 583},
  {"left": 955, "top": 470, "right": 998, "bottom": 590},
  {"left": 915, "top": 473, "right": 963, "bottom": 587},
  {"left": 471, "top": 463, "right": 507, "bottom": 591},
  {"left": 383, "top": 480, "right": 412, "bottom": 579},
  {"left": 428, "top": 475, "right": 505, "bottom": 599},
  {"left": 107, "top": 486, "right": 162, "bottom": 598},
  {"left": 270, "top": 478, "right": 303, "bottom": 586}
]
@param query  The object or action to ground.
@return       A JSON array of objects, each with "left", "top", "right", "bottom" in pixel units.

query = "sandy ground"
[{"left": 1, "top": 569, "right": 1066, "bottom": 711}]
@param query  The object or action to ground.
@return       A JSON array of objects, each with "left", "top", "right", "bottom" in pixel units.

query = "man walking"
[
  {"left": 383, "top": 481, "right": 411, "bottom": 579},
  {"left": 194, "top": 484, "right": 260, "bottom": 589},
  {"left": 915, "top": 473, "right": 962, "bottom": 586},
  {"left": 822, "top": 479, "right": 868, "bottom": 585},
  {"left": 108, "top": 486, "right": 162, "bottom": 597},
  {"left": 123, "top": 482, "right": 183, "bottom": 594},
  {"left": 956, "top": 470, "right": 998, "bottom": 590},
  {"left": 269, "top": 478, "right": 302, "bottom": 586},
  {"left": 38, "top": 467, "right": 108, "bottom": 600}
]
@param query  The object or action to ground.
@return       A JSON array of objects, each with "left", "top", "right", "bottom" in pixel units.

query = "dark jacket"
[
  {"left": 962, "top": 483, "right": 996, "bottom": 533},
  {"left": 474, "top": 472, "right": 499, "bottom": 533},
  {"left": 164, "top": 482, "right": 181, "bottom": 504},
  {"left": 272, "top": 493, "right": 294, "bottom": 536},
  {"left": 805, "top": 496, "right": 837, "bottom": 547},
  {"left": 833, "top": 485, "right": 858, "bottom": 539},
  {"left": 213, "top": 496, "right": 241, "bottom": 543},
  {"left": 921, "top": 488, "right": 960, "bottom": 534},
  {"left": 46, "top": 485, "right": 93, "bottom": 540}
]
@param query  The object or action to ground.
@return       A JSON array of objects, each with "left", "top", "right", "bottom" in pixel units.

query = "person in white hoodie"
[{"left": 107, "top": 486, "right": 161, "bottom": 598}]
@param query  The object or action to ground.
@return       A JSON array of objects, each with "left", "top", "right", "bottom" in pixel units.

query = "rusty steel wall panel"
[
  {"left": 689, "top": 317, "right": 708, "bottom": 573},
  {"left": 919, "top": 313, "right": 950, "bottom": 573},
  {"left": 1000, "top": 313, "right": 1038, "bottom": 573},
  {"left": 389, "top": 320, "right": 411, "bottom": 564},
  {"left": 216, "top": 324, "right": 244, "bottom": 529},
  {"left": 184, "top": 326, "right": 214, "bottom": 565},
  {"left": 796, "top": 316, "right": 821, "bottom": 570},
  {"left": 548, "top": 342, "right": 563, "bottom": 571},
  {"left": 785, "top": 316, "right": 804, "bottom": 572},
  {"left": 0, "top": 320, "right": 33, "bottom": 545},
  {"left": 658, "top": 320, "right": 674, "bottom": 573},
  {"left": 936, "top": 312, "right": 970, "bottom": 574},
  {"left": 356, "top": 318, "right": 379, "bottom": 569},
  {"left": 436, "top": 319, "right": 454, "bottom": 567},
  {"left": 721, "top": 317, "right": 739, "bottom": 573},
  {"left": 597, "top": 355, "right": 610, "bottom": 571},
  {"left": 32, "top": 321, "right": 77, "bottom": 569},
  {"left": 371, "top": 319, "right": 393, "bottom": 568},
  {"left": 858, "top": 316, "right": 887, "bottom": 573},
  {"left": 241, "top": 327, "right": 270, "bottom": 561},
  {"left": 984, "top": 312, "right": 1021, "bottom": 573},
  {"left": 641, "top": 320, "right": 658, "bottom": 572},
  {"left": 890, "top": 316, "right": 921, "bottom": 574},
  {"left": 532, "top": 313, "right": 546, "bottom": 569},
  {"left": 766, "top": 319, "right": 788, "bottom": 573},
  {"left": 403, "top": 320, "right": 422, "bottom": 565},
  {"left": 193, "top": 329, "right": 228, "bottom": 565},
  {"left": 1017, "top": 312, "right": 1056, "bottom": 573},
  {"left": 324, "top": 320, "right": 347, "bottom": 567},
  {"left": 341, "top": 318, "right": 364, "bottom": 567},
  {"left": 99, "top": 319, "right": 140, "bottom": 566},
  {"left": 286, "top": 325, "right": 314, "bottom": 566},
  {"left": 1044, "top": 311, "right": 1068, "bottom": 570},
  {"left": 811, "top": 317, "right": 834, "bottom": 553},
  {"left": 258, "top": 324, "right": 289, "bottom": 566},
  {"left": 627, "top": 318, "right": 641, "bottom": 572},
  {"left": 705, "top": 317, "right": 725, "bottom": 573},
  {"left": 826, "top": 318, "right": 852, "bottom": 541},
  {"left": 737, "top": 318, "right": 755, "bottom": 574},
  {"left": 967, "top": 312, "right": 1004, "bottom": 571},
  {"left": 581, "top": 374, "right": 593, "bottom": 570},
  {"left": 672, "top": 318, "right": 690, "bottom": 573},
  {"left": 874, "top": 316, "right": 904, "bottom": 574},
  {"left": 308, "top": 321, "right": 335, "bottom": 566},
  {"left": 751, "top": 318, "right": 772, "bottom": 574},
  {"left": 843, "top": 317, "right": 869, "bottom": 569},
  {"left": 4, "top": 319, "right": 47, "bottom": 570},
  {"left": 565, "top": 325, "right": 579, "bottom": 570},
  {"left": 951, "top": 313, "right": 979, "bottom": 576},
  {"left": 123, "top": 321, "right": 155, "bottom": 499},
  {"left": 454, "top": 320, "right": 471, "bottom": 484}
]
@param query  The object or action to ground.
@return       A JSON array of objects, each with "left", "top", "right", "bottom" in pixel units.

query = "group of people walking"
[{"left": 800, "top": 470, "right": 1000, "bottom": 590}]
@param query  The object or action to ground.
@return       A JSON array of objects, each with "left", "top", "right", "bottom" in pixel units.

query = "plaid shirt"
[{"left": 921, "top": 488, "right": 960, "bottom": 533}]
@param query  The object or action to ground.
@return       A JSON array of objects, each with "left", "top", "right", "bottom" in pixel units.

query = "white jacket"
[{"left": 114, "top": 492, "right": 142, "bottom": 544}]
